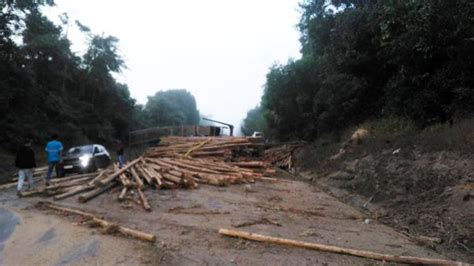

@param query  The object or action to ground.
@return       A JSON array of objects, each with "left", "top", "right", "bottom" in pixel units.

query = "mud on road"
[{"left": 0, "top": 172, "right": 459, "bottom": 265}]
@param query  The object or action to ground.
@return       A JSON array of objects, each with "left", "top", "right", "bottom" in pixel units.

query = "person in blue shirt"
[{"left": 45, "top": 133, "right": 63, "bottom": 185}]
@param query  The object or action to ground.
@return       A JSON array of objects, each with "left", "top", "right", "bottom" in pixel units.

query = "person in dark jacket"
[
  {"left": 15, "top": 139, "right": 36, "bottom": 194},
  {"left": 116, "top": 141, "right": 125, "bottom": 167}
]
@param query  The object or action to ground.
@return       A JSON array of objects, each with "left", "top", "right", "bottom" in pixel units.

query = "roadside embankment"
[{"left": 297, "top": 118, "right": 474, "bottom": 262}]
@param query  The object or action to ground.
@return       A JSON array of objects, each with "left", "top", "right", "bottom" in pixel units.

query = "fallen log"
[
  {"left": 50, "top": 172, "right": 97, "bottom": 183},
  {"left": 0, "top": 176, "right": 42, "bottom": 190},
  {"left": 53, "top": 185, "right": 95, "bottom": 201},
  {"left": 184, "top": 138, "right": 211, "bottom": 156},
  {"left": 39, "top": 202, "right": 156, "bottom": 242},
  {"left": 187, "top": 150, "right": 229, "bottom": 157},
  {"left": 0, "top": 182, "right": 20, "bottom": 190},
  {"left": 161, "top": 180, "right": 178, "bottom": 189},
  {"left": 118, "top": 187, "right": 128, "bottom": 202},
  {"left": 119, "top": 173, "right": 132, "bottom": 187},
  {"left": 78, "top": 182, "right": 117, "bottom": 203},
  {"left": 48, "top": 176, "right": 95, "bottom": 189},
  {"left": 98, "top": 157, "right": 142, "bottom": 186},
  {"left": 136, "top": 187, "right": 151, "bottom": 211},
  {"left": 19, "top": 188, "right": 46, "bottom": 197},
  {"left": 228, "top": 161, "right": 267, "bottom": 168},
  {"left": 218, "top": 229, "right": 466, "bottom": 266},
  {"left": 135, "top": 162, "right": 153, "bottom": 185},
  {"left": 161, "top": 173, "right": 183, "bottom": 185},
  {"left": 143, "top": 165, "right": 163, "bottom": 188},
  {"left": 129, "top": 167, "right": 143, "bottom": 188},
  {"left": 160, "top": 158, "right": 221, "bottom": 174},
  {"left": 88, "top": 170, "right": 110, "bottom": 186}
]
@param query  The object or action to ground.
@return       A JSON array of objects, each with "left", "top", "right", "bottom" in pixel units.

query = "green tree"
[
  {"left": 260, "top": 0, "right": 474, "bottom": 141},
  {"left": 0, "top": 2, "right": 140, "bottom": 149},
  {"left": 144, "top": 89, "right": 200, "bottom": 127},
  {"left": 241, "top": 105, "right": 267, "bottom": 136}
]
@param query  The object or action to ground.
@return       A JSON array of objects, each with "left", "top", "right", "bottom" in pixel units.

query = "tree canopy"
[
  {"left": 256, "top": 0, "right": 474, "bottom": 141},
  {"left": 241, "top": 105, "right": 266, "bottom": 136},
  {"left": 143, "top": 89, "right": 200, "bottom": 127},
  {"left": 0, "top": 2, "right": 201, "bottom": 150}
]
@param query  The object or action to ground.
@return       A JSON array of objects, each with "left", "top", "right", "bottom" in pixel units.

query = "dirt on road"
[{"left": 0, "top": 171, "right": 463, "bottom": 265}]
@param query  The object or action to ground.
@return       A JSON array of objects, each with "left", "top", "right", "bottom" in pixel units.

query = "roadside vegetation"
[
  {"left": 240, "top": 1, "right": 473, "bottom": 259},
  {"left": 0, "top": 1, "right": 200, "bottom": 152},
  {"left": 242, "top": 0, "right": 473, "bottom": 140}
]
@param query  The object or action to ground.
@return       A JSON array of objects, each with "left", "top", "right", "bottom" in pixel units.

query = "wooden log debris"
[
  {"left": 38, "top": 202, "right": 156, "bottom": 242},
  {"left": 78, "top": 182, "right": 117, "bottom": 203},
  {"left": 17, "top": 136, "right": 277, "bottom": 213},
  {"left": 136, "top": 187, "right": 151, "bottom": 211},
  {"left": 264, "top": 144, "right": 303, "bottom": 172},
  {"left": 145, "top": 136, "right": 264, "bottom": 160},
  {"left": 118, "top": 187, "right": 128, "bottom": 202},
  {"left": 218, "top": 229, "right": 467, "bottom": 266}
]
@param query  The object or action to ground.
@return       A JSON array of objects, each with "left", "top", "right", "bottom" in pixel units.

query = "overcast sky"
[{"left": 43, "top": 0, "right": 302, "bottom": 135}]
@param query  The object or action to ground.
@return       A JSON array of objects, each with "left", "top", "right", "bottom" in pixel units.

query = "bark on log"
[
  {"left": 136, "top": 188, "right": 151, "bottom": 211},
  {"left": 53, "top": 185, "right": 95, "bottom": 200},
  {"left": 135, "top": 163, "right": 153, "bottom": 185},
  {"left": 99, "top": 157, "right": 142, "bottom": 186},
  {"left": 118, "top": 173, "right": 132, "bottom": 187},
  {"left": 161, "top": 182, "right": 176, "bottom": 189},
  {"left": 118, "top": 187, "right": 128, "bottom": 202},
  {"left": 184, "top": 139, "right": 210, "bottom": 156},
  {"left": 160, "top": 158, "right": 221, "bottom": 174},
  {"left": 129, "top": 166, "right": 144, "bottom": 188},
  {"left": 143, "top": 165, "right": 163, "bottom": 188},
  {"left": 0, "top": 177, "right": 42, "bottom": 190},
  {"left": 228, "top": 161, "right": 266, "bottom": 168},
  {"left": 19, "top": 188, "right": 45, "bottom": 197},
  {"left": 218, "top": 229, "right": 466, "bottom": 266},
  {"left": 78, "top": 182, "right": 117, "bottom": 203},
  {"left": 161, "top": 173, "right": 182, "bottom": 185},
  {"left": 88, "top": 170, "right": 110, "bottom": 186},
  {"left": 48, "top": 176, "right": 95, "bottom": 189},
  {"left": 50, "top": 172, "right": 96, "bottom": 183},
  {"left": 41, "top": 202, "right": 156, "bottom": 242},
  {"left": 0, "top": 182, "right": 18, "bottom": 190}
]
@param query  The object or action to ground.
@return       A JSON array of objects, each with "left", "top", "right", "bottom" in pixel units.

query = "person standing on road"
[
  {"left": 45, "top": 133, "right": 63, "bottom": 185},
  {"left": 116, "top": 141, "right": 125, "bottom": 167},
  {"left": 15, "top": 139, "right": 36, "bottom": 196}
]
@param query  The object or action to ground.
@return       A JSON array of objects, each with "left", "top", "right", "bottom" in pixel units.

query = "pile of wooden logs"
[
  {"left": 264, "top": 144, "right": 303, "bottom": 172},
  {"left": 145, "top": 136, "right": 264, "bottom": 160},
  {"left": 19, "top": 137, "right": 275, "bottom": 212}
]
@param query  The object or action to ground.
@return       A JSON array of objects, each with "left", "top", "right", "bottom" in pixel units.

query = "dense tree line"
[
  {"left": 244, "top": 0, "right": 474, "bottom": 140},
  {"left": 0, "top": 2, "right": 200, "bottom": 150},
  {"left": 240, "top": 105, "right": 266, "bottom": 136},
  {"left": 141, "top": 89, "right": 200, "bottom": 127}
]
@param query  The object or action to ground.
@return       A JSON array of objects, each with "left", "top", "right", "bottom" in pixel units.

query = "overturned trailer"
[{"left": 129, "top": 125, "right": 223, "bottom": 145}]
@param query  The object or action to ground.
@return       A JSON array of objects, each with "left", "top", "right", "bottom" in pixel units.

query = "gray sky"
[{"left": 43, "top": 0, "right": 301, "bottom": 135}]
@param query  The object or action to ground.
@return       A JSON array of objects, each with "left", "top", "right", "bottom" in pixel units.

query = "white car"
[{"left": 251, "top": 131, "right": 264, "bottom": 137}]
